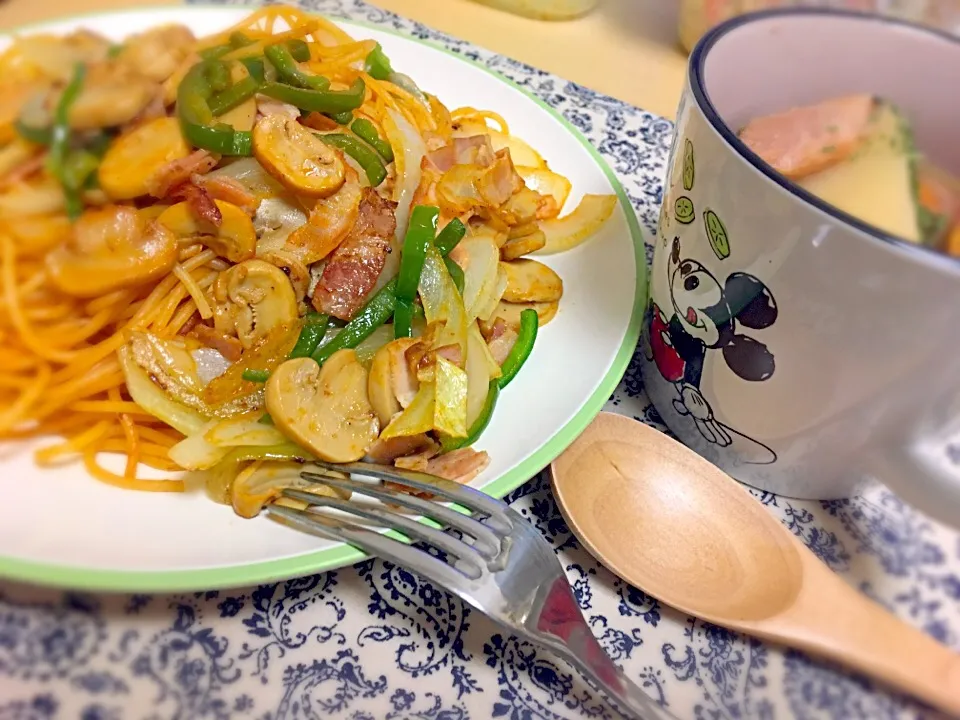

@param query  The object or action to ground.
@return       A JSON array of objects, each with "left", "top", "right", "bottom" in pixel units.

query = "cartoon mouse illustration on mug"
[{"left": 647, "top": 236, "right": 778, "bottom": 462}]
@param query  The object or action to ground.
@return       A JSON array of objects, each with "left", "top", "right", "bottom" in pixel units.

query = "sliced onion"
[
  {"left": 192, "top": 348, "right": 232, "bottom": 386},
  {"left": 168, "top": 421, "right": 230, "bottom": 471},
  {"left": 436, "top": 164, "right": 482, "bottom": 215},
  {"left": 465, "top": 322, "right": 499, "bottom": 425},
  {"left": 232, "top": 460, "right": 349, "bottom": 519},
  {"left": 517, "top": 166, "right": 572, "bottom": 214},
  {"left": 379, "top": 108, "right": 426, "bottom": 292},
  {"left": 532, "top": 194, "right": 617, "bottom": 256},
  {"left": 451, "top": 235, "right": 499, "bottom": 320},
  {"left": 475, "top": 265, "right": 507, "bottom": 323},
  {"left": 434, "top": 357, "right": 468, "bottom": 438},
  {"left": 118, "top": 347, "right": 209, "bottom": 436},
  {"left": 387, "top": 72, "right": 430, "bottom": 108},
  {"left": 204, "top": 413, "right": 289, "bottom": 447},
  {"left": 354, "top": 323, "right": 395, "bottom": 367},
  {"left": 381, "top": 381, "right": 436, "bottom": 440},
  {"left": 211, "top": 157, "right": 287, "bottom": 198},
  {"left": 419, "top": 245, "right": 468, "bottom": 353}
]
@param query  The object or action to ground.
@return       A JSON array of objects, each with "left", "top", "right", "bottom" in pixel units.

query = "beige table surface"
[{"left": 0, "top": 0, "right": 688, "bottom": 119}]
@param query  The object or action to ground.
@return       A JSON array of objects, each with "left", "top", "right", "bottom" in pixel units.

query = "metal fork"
[{"left": 267, "top": 460, "right": 678, "bottom": 720}]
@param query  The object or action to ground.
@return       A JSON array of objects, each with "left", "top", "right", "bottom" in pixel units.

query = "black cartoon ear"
[
  {"left": 723, "top": 272, "right": 777, "bottom": 330},
  {"left": 723, "top": 335, "right": 775, "bottom": 381},
  {"left": 670, "top": 236, "right": 681, "bottom": 266}
]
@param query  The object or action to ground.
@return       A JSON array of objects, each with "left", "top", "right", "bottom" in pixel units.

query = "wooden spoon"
[{"left": 551, "top": 412, "right": 960, "bottom": 716}]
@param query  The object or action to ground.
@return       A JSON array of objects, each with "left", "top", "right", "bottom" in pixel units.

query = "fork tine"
[
  {"left": 267, "top": 505, "right": 478, "bottom": 588},
  {"left": 281, "top": 489, "right": 487, "bottom": 577},
  {"left": 299, "top": 471, "right": 503, "bottom": 558},
  {"left": 312, "top": 460, "right": 512, "bottom": 532}
]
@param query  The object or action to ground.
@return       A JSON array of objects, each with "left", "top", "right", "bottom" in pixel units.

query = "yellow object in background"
[{"left": 469, "top": 0, "right": 598, "bottom": 20}]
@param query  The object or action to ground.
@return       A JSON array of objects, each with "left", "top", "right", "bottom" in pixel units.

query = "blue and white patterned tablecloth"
[{"left": 3, "top": 2, "right": 959, "bottom": 717}]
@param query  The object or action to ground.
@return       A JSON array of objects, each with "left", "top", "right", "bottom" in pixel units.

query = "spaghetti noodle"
[{"left": 0, "top": 4, "right": 613, "bottom": 499}]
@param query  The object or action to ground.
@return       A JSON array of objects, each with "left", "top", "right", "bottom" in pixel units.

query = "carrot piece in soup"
[
  {"left": 738, "top": 94, "right": 876, "bottom": 180},
  {"left": 947, "top": 224, "right": 960, "bottom": 257}
]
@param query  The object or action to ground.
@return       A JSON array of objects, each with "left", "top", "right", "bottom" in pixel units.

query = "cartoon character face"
[
  {"left": 666, "top": 236, "right": 778, "bottom": 382},
  {"left": 670, "top": 258, "right": 723, "bottom": 346}
]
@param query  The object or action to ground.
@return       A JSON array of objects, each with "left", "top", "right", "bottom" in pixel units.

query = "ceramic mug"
[{"left": 640, "top": 8, "right": 960, "bottom": 528}]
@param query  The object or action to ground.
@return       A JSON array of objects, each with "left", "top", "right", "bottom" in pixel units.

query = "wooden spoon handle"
[{"left": 769, "top": 556, "right": 960, "bottom": 716}]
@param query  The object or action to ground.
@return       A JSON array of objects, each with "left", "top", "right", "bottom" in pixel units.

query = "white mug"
[{"left": 639, "top": 8, "right": 960, "bottom": 529}]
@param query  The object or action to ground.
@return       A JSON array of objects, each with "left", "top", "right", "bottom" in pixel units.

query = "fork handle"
[{"left": 526, "top": 577, "right": 679, "bottom": 720}]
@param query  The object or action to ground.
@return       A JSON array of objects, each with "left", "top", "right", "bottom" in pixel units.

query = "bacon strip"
[
  {"left": 169, "top": 181, "right": 221, "bottom": 227},
  {"left": 192, "top": 174, "right": 259, "bottom": 216},
  {"left": 311, "top": 188, "right": 397, "bottom": 321},
  {"left": 147, "top": 149, "right": 219, "bottom": 198},
  {"left": 191, "top": 324, "right": 243, "bottom": 362}
]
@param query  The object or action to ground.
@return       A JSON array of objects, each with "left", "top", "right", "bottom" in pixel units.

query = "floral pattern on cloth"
[{"left": 1, "top": 1, "right": 959, "bottom": 718}]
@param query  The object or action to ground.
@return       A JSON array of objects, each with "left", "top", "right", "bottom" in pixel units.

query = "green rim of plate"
[{"left": 0, "top": 5, "right": 649, "bottom": 592}]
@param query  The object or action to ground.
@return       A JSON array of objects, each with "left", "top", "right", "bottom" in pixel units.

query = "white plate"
[{"left": 0, "top": 7, "right": 646, "bottom": 591}]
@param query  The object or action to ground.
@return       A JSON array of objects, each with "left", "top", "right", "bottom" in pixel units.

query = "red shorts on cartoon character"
[{"left": 649, "top": 303, "right": 686, "bottom": 382}]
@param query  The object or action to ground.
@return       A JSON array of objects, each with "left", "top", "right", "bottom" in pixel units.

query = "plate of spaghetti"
[{"left": 0, "top": 4, "right": 645, "bottom": 590}]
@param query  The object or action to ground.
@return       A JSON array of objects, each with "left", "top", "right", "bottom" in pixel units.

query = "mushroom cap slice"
[
  {"left": 266, "top": 352, "right": 380, "bottom": 463},
  {"left": 158, "top": 199, "right": 257, "bottom": 263},
  {"left": 46, "top": 205, "right": 178, "bottom": 297},
  {"left": 212, "top": 259, "right": 299, "bottom": 350},
  {"left": 253, "top": 114, "right": 346, "bottom": 199},
  {"left": 367, "top": 337, "right": 420, "bottom": 427}
]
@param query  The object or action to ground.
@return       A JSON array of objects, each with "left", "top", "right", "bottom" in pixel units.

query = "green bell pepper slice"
[
  {"left": 350, "top": 117, "right": 393, "bottom": 161},
  {"left": 46, "top": 62, "right": 87, "bottom": 220},
  {"left": 289, "top": 312, "right": 331, "bottom": 358},
  {"left": 393, "top": 205, "right": 439, "bottom": 338},
  {"left": 264, "top": 43, "right": 329, "bottom": 90},
  {"left": 208, "top": 75, "right": 261, "bottom": 116},
  {"left": 440, "top": 380, "right": 499, "bottom": 452},
  {"left": 312, "top": 279, "right": 398, "bottom": 365},
  {"left": 319, "top": 133, "right": 387, "bottom": 187},
  {"left": 259, "top": 77, "right": 365, "bottom": 114},
  {"left": 177, "top": 59, "right": 253, "bottom": 156},
  {"left": 434, "top": 218, "right": 466, "bottom": 257},
  {"left": 444, "top": 257, "right": 465, "bottom": 296},
  {"left": 498, "top": 308, "right": 538, "bottom": 388},
  {"left": 364, "top": 43, "right": 393, "bottom": 81}
]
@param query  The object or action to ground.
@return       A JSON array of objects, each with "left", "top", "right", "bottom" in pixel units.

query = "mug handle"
[{"left": 871, "top": 442, "right": 960, "bottom": 529}]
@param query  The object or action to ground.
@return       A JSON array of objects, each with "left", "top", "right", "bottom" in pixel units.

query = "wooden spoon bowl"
[{"left": 551, "top": 412, "right": 960, "bottom": 716}]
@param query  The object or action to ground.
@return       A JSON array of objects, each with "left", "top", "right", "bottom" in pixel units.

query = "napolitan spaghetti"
[{"left": 0, "top": 5, "right": 615, "bottom": 512}]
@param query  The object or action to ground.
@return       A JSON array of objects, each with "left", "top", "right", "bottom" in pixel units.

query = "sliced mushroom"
[
  {"left": 492, "top": 300, "right": 559, "bottom": 331},
  {"left": 500, "top": 229, "right": 546, "bottom": 261},
  {"left": 158, "top": 199, "right": 256, "bottom": 262},
  {"left": 258, "top": 248, "right": 311, "bottom": 302},
  {"left": 62, "top": 62, "right": 158, "bottom": 130},
  {"left": 266, "top": 352, "right": 380, "bottom": 463},
  {"left": 98, "top": 116, "right": 191, "bottom": 200},
  {"left": 116, "top": 24, "right": 196, "bottom": 84},
  {"left": 367, "top": 338, "right": 420, "bottom": 427},
  {"left": 46, "top": 205, "right": 178, "bottom": 297},
  {"left": 212, "top": 259, "right": 299, "bottom": 350},
  {"left": 252, "top": 114, "right": 346, "bottom": 198},
  {"left": 500, "top": 259, "right": 563, "bottom": 303}
]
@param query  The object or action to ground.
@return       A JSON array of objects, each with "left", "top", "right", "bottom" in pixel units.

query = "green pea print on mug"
[{"left": 703, "top": 208, "right": 730, "bottom": 260}]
